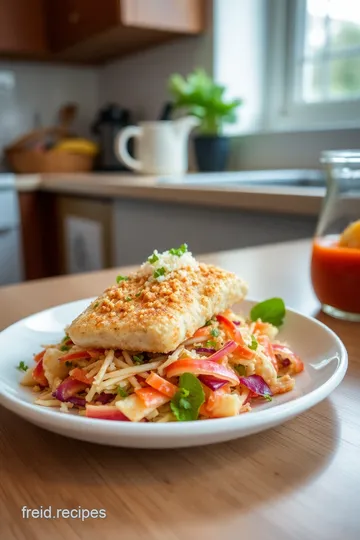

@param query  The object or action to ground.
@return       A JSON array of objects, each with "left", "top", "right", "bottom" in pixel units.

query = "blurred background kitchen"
[{"left": 0, "top": 0, "right": 359, "bottom": 286}]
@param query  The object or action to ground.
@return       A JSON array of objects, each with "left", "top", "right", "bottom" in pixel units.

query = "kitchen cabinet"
[
  {"left": 46, "top": 0, "right": 205, "bottom": 63},
  {"left": 0, "top": 0, "right": 47, "bottom": 56}
]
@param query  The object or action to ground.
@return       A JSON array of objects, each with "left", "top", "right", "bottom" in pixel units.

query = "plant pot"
[{"left": 194, "top": 135, "right": 230, "bottom": 172}]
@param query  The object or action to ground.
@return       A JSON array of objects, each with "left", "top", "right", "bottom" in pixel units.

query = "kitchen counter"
[
  {"left": 14, "top": 172, "right": 329, "bottom": 216},
  {"left": 1, "top": 239, "right": 359, "bottom": 540}
]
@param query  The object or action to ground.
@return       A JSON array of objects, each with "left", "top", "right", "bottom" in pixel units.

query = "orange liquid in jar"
[{"left": 311, "top": 235, "right": 360, "bottom": 314}]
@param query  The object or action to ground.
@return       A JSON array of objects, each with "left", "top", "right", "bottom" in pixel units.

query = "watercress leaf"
[
  {"left": 170, "top": 373, "right": 205, "bottom": 421},
  {"left": 250, "top": 298, "right": 286, "bottom": 327}
]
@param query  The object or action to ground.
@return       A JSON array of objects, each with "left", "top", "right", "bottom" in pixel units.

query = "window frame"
[{"left": 265, "top": 0, "right": 360, "bottom": 132}]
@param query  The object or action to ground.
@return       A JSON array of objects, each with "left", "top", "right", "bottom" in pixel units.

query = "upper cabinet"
[
  {"left": 0, "top": 0, "right": 48, "bottom": 57},
  {"left": 46, "top": 0, "right": 205, "bottom": 63}
]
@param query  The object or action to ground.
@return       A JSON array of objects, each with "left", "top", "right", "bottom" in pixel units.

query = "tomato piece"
[
  {"left": 85, "top": 405, "right": 130, "bottom": 421},
  {"left": 32, "top": 358, "right": 48, "bottom": 386},
  {"left": 34, "top": 350, "right": 45, "bottom": 363},
  {"left": 60, "top": 351, "right": 91, "bottom": 362},
  {"left": 192, "top": 326, "right": 210, "bottom": 339},
  {"left": 135, "top": 387, "right": 171, "bottom": 408},
  {"left": 216, "top": 314, "right": 245, "bottom": 345},
  {"left": 70, "top": 367, "right": 94, "bottom": 385},
  {"left": 165, "top": 359, "right": 239, "bottom": 386},
  {"left": 217, "top": 314, "right": 254, "bottom": 359},
  {"left": 145, "top": 372, "right": 178, "bottom": 398}
]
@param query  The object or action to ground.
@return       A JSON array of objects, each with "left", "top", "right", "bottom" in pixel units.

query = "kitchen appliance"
[
  {"left": 115, "top": 117, "right": 199, "bottom": 175},
  {"left": 92, "top": 104, "right": 132, "bottom": 171}
]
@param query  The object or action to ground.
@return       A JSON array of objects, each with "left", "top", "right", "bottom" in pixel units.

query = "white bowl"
[{"left": 0, "top": 298, "right": 347, "bottom": 448}]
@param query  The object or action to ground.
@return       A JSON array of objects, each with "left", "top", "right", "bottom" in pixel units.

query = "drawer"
[{"left": 0, "top": 190, "right": 20, "bottom": 230}]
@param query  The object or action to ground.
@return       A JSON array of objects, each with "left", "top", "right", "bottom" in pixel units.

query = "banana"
[{"left": 54, "top": 138, "right": 99, "bottom": 155}]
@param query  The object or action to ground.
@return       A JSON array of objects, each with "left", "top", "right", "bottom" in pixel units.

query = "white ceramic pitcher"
[{"left": 115, "top": 117, "right": 199, "bottom": 175}]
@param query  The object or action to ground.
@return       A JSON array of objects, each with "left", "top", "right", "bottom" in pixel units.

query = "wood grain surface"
[{"left": 0, "top": 239, "right": 359, "bottom": 540}]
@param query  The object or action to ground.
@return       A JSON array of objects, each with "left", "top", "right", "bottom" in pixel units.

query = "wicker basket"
[
  {"left": 4, "top": 126, "right": 95, "bottom": 174},
  {"left": 5, "top": 148, "right": 95, "bottom": 174}
]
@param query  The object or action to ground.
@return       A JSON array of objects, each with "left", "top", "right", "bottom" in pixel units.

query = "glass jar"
[{"left": 311, "top": 150, "right": 360, "bottom": 322}]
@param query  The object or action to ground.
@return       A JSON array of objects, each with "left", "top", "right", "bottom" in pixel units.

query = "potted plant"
[{"left": 169, "top": 69, "right": 242, "bottom": 172}]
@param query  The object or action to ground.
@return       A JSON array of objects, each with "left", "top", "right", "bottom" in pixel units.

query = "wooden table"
[{"left": 1, "top": 239, "right": 359, "bottom": 540}]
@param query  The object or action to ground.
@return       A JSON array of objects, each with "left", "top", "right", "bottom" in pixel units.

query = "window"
[
  {"left": 266, "top": 0, "right": 360, "bottom": 131},
  {"left": 297, "top": 0, "right": 360, "bottom": 103}
]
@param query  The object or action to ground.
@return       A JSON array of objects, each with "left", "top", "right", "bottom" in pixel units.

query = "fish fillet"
[{"left": 68, "top": 263, "right": 248, "bottom": 353}]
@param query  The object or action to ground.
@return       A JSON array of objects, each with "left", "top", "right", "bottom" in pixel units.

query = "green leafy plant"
[{"left": 168, "top": 69, "right": 242, "bottom": 135}]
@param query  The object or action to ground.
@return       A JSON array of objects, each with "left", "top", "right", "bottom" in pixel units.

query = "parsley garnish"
[
  {"left": 117, "top": 386, "right": 128, "bottom": 398},
  {"left": 148, "top": 252, "right": 159, "bottom": 264},
  {"left": 16, "top": 361, "right": 28, "bottom": 372},
  {"left": 116, "top": 275, "right": 129, "bottom": 283},
  {"left": 204, "top": 320, "right": 213, "bottom": 327},
  {"left": 210, "top": 328, "right": 220, "bottom": 338},
  {"left": 65, "top": 361, "right": 73, "bottom": 368},
  {"left": 234, "top": 364, "right": 246, "bottom": 376},
  {"left": 263, "top": 394, "right": 273, "bottom": 402},
  {"left": 169, "top": 243, "right": 188, "bottom": 257},
  {"left": 125, "top": 296, "right": 132, "bottom": 302},
  {"left": 250, "top": 298, "right": 286, "bottom": 328},
  {"left": 170, "top": 373, "right": 205, "bottom": 421},
  {"left": 135, "top": 291, "right": 142, "bottom": 298},
  {"left": 153, "top": 267, "right": 166, "bottom": 279},
  {"left": 133, "top": 354, "right": 145, "bottom": 364},
  {"left": 62, "top": 335, "right": 69, "bottom": 343},
  {"left": 60, "top": 345, "right": 70, "bottom": 352},
  {"left": 248, "top": 335, "right": 258, "bottom": 351},
  {"left": 206, "top": 340, "right": 217, "bottom": 348},
  {"left": 94, "top": 302, "right": 99, "bottom": 308}
]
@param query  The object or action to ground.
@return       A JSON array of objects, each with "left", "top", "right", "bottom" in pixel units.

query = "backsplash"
[{"left": 0, "top": 62, "right": 99, "bottom": 168}]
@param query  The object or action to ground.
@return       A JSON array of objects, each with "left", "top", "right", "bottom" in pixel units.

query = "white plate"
[{"left": 0, "top": 298, "right": 347, "bottom": 448}]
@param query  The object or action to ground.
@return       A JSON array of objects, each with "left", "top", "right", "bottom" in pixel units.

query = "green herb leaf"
[
  {"left": 248, "top": 335, "right": 258, "bottom": 351},
  {"left": 148, "top": 252, "right": 159, "bottom": 264},
  {"left": 169, "top": 243, "right": 188, "bottom": 257},
  {"left": 62, "top": 335, "right": 69, "bottom": 343},
  {"left": 263, "top": 394, "right": 273, "bottom": 402},
  {"left": 117, "top": 386, "right": 129, "bottom": 398},
  {"left": 94, "top": 302, "right": 99, "bottom": 308},
  {"left": 204, "top": 320, "right": 213, "bottom": 327},
  {"left": 153, "top": 267, "right": 166, "bottom": 279},
  {"left": 65, "top": 361, "right": 73, "bottom": 368},
  {"left": 116, "top": 275, "right": 129, "bottom": 283},
  {"left": 205, "top": 340, "right": 217, "bottom": 348},
  {"left": 135, "top": 291, "right": 142, "bottom": 298},
  {"left": 125, "top": 296, "right": 132, "bottom": 302},
  {"left": 170, "top": 373, "right": 205, "bottom": 421},
  {"left": 16, "top": 361, "right": 28, "bottom": 372},
  {"left": 250, "top": 298, "right": 286, "bottom": 327},
  {"left": 60, "top": 345, "right": 70, "bottom": 352},
  {"left": 133, "top": 354, "right": 145, "bottom": 364},
  {"left": 210, "top": 328, "right": 219, "bottom": 338},
  {"left": 234, "top": 364, "right": 246, "bottom": 376}
]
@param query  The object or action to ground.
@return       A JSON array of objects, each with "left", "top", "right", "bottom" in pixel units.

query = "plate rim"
[{"left": 0, "top": 297, "right": 348, "bottom": 438}]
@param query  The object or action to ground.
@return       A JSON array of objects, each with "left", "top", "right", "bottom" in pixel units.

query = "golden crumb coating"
[{"left": 68, "top": 263, "right": 248, "bottom": 353}]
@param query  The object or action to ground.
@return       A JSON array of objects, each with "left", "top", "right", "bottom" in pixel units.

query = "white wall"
[
  {"left": 0, "top": 62, "right": 99, "bottom": 160},
  {"left": 99, "top": 12, "right": 214, "bottom": 122}
]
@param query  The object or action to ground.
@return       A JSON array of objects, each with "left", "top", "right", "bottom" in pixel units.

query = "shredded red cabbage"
[
  {"left": 196, "top": 347, "right": 216, "bottom": 354},
  {"left": 95, "top": 392, "right": 116, "bottom": 404},
  {"left": 233, "top": 320, "right": 241, "bottom": 326},
  {"left": 198, "top": 375, "right": 228, "bottom": 391},
  {"left": 53, "top": 378, "right": 88, "bottom": 402},
  {"left": 66, "top": 396, "right": 86, "bottom": 407},
  {"left": 239, "top": 375, "right": 272, "bottom": 397}
]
